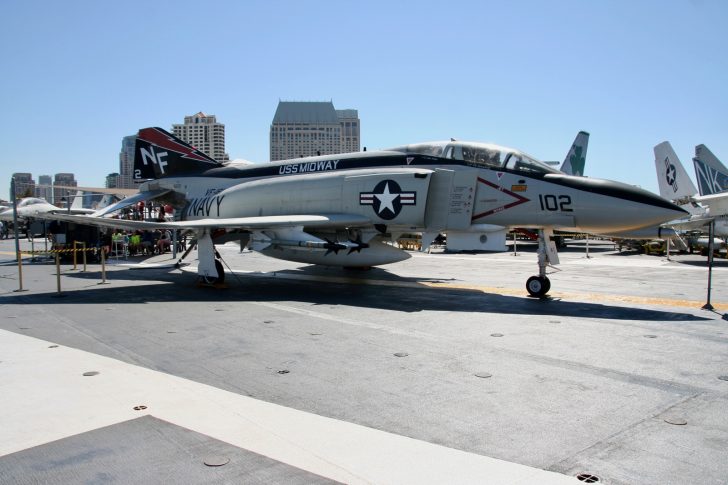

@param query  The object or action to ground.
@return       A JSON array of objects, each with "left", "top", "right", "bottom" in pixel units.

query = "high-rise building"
[
  {"left": 36, "top": 175, "right": 53, "bottom": 201},
  {"left": 172, "top": 112, "right": 229, "bottom": 162},
  {"left": 11, "top": 173, "right": 35, "bottom": 200},
  {"left": 118, "top": 135, "right": 136, "bottom": 188},
  {"left": 269, "top": 101, "right": 360, "bottom": 161},
  {"left": 53, "top": 173, "right": 77, "bottom": 206},
  {"left": 337, "top": 109, "right": 360, "bottom": 154},
  {"left": 106, "top": 173, "right": 120, "bottom": 188}
]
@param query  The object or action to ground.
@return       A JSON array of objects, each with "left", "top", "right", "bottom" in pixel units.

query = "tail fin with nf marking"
[{"left": 133, "top": 127, "right": 223, "bottom": 181}]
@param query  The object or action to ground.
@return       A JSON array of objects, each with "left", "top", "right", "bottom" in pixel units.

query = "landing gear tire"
[
  {"left": 526, "top": 276, "right": 550, "bottom": 298},
  {"left": 201, "top": 259, "right": 225, "bottom": 285}
]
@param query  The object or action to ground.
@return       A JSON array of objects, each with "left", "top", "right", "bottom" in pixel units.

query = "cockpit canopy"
[
  {"left": 17, "top": 198, "right": 49, "bottom": 207},
  {"left": 387, "top": 141, "right": 559, "bottom": 174}
]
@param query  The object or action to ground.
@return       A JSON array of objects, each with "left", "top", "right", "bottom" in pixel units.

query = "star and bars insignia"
[{"left": 360, "top": 180, "right": 416, "bottom": 220}]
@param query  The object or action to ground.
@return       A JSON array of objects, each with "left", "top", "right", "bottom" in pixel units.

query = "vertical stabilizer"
[
  {"left": 133, "top": 127, "right": 223, "bottom": 181},
  {"left": 70, "top": 190, "right": 85, "bottom": 210},
  {"left": 559, "top": 131, "right": 589, "bottom": 176},
  {"left": 693, "top": 144, "right": 728, "bottom": 196},
  {"left": 654, "top": 141, "right": 698, "bottom": 204}
]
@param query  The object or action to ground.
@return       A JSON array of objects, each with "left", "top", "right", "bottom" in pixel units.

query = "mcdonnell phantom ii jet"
[{"left": 45, "top": 127, "right": 686, "bottom": 297}]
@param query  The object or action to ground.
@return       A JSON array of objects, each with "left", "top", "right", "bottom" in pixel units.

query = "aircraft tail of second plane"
[
  {"left": 693, "top": 144, "right": 728, "bottom": 196},
  {"left": 559, "top": 131, "right": 589, "bottom": 176},
  {"left": 654, "top": 141, "right": 698, "bottom": 204}
]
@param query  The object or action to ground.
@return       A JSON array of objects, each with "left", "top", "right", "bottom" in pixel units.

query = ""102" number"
[{"left": 538, "top": 194, "right": 573, "bottom": 212}]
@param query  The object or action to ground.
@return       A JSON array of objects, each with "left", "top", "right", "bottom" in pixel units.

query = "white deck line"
[{"left": 0, "top": 329, "right": 577, "bottom": 484}]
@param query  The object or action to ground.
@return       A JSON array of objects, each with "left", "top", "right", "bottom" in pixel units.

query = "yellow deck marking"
[{"left": 240, "top": 270, "right": 728, "bottom": 311}]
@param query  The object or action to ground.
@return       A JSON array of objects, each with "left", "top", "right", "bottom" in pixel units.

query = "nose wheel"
[{"left": 526, "top": 275, "right": 550, "bottom": 298}]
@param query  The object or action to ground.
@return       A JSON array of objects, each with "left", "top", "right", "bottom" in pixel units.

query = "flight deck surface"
[{"left": 1, "top": 238, "right": 727, "bottom": 484}]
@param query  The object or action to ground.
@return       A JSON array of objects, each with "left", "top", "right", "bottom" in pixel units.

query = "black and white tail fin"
[
  {"left": 559, "top": 131, "right": 589, "bottom": 176},
  {"left": 654, "top": 141, "right": 698, "bottom": 201},
  {"left": 693, "top": 144, "right": 728, "bottom": 196},
  {"left": 133, "top": 127, "right": 223, "bottom": 181}
]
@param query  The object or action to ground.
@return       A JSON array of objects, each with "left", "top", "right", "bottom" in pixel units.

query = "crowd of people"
[
  {"left": 99, "top": 228, "right": 184, "bottom": 258},
  {"left": 116, "top": 201, "right": 175, "bottom": 222}
]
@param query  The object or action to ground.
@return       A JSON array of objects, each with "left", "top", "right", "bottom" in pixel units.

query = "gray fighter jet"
[{"left": 46, "top": 127, "right": 686, "bottom": 297}]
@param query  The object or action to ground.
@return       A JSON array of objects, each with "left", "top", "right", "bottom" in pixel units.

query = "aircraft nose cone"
[
  {"left": 643, "top": 200, "right": 689, "bottom": 225},
  {"left": 609, "top": 184, "right": 689, "bottom": 230},
  {"left": 546, "top": 174, "right": 689, "bottom": 232}
]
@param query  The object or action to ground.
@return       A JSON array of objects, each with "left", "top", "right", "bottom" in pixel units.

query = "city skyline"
[{"left": 1, "top": 1, "right": 727, "bottom": 199}]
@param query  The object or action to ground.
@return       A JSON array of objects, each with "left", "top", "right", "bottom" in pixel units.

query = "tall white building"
[
  {"left": 270, "top": 101, "right": 360, "bottom": 161},
  {"left": 118, "top": 135, "right": 136, "bottom": 188},
  {"left": 172, "top": 112, "right": 229, "bottom": 162},
  {"left": 337, "top": 109, "right": 360, "bottom": 154}
]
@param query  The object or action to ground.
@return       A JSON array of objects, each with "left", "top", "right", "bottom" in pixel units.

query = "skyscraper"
[
  {"left": 337, "top": 109, "right": 360, "bottom": 154},
  {"left": 53, "top": 173, "right": 77, "bottom": 206},
  {"left": 269, "top": 101, "right": 360, "bottom": 161},
  {"left": 10, "top": 173, "right": 35, "bottom": 199},
  {"left": 36, "top": 175, "right": 52, "bottom": 201},
  {"left": 106, "top": 173, "right": 120, "bottom": 188},
  {"left": 118, "top": 135, "right": 136, "bottom": 189},
  {"left": 172, "top": 112, "right": 229, "bottom": 162}
]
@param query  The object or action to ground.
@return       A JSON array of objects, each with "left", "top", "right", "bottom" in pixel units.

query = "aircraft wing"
[
  {"left": 67, "top": 208, "right": 96, "bottom": 215},
  {"left": 38, "top": 184, "right": 139, "bottom": 197},
  {"left": 664, "top": 216, "right": 712, "bottom": 231},
  {"left": 35, "top": 212, "right": 372, "bottom": 232},
  {"left": 695, "top": 192, "right": 728, "bottom": 215}
]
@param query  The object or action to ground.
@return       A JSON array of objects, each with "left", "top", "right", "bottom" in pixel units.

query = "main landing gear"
[
  {"left": 201, "top": 258, "right": 225, "bottom": 285},
  {"left": 196, "top": 231, "right": 227, "bottom": 287},
  {"left": 525, "top": 228, "right": 558, "bottom": 298}
]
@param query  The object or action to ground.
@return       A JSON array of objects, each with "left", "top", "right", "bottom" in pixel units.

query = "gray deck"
[{"left": 1, "top": 237, "right": 727, "bottom": 484}]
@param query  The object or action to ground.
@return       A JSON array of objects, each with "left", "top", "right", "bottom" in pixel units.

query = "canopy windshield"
[
  {"left": 388, "top": 141, "right": 559, "bottom": 174},
  {"left": 17, "top": 198, "right": 48, "bottom": 207}
]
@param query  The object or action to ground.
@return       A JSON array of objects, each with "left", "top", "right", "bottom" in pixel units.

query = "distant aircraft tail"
[
  {"left": 133, "top": 127, "right": 223, "bottom": 181},
  {"left": 693, "top": 144, "right": 728, "bottom": 196},
  {"left": 70, "top": 190, "right": 85, "bottom": 210},
  {"left": 653, "top": 141, "right": 698, "bottom": 204},
  {"left": 559, "top": 131, "right": 589, "bottom": 176}
]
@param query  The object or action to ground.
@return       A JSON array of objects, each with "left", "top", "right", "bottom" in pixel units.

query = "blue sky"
[{"left": 1, "top": 0, "right": 726, "bottom": 199}]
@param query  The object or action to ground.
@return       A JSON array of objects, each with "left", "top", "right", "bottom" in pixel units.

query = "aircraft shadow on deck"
[{"left": 0, "top": 264, "right": 713, "bottom": 322}]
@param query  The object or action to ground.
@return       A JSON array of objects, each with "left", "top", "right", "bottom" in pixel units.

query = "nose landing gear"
[
  {"left": 526, "top": 228, "right": 559, "bottom": 298},
  {"left": 526, "top": 275, "right": 551, "bottom": 298}
]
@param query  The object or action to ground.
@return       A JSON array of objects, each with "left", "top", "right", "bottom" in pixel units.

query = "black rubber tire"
[
  {"left": 526, "top": 275, "right": 550, "bottom": 297},
  {"left": 201, "top": 259, "right": 225, "bottom": 285}
]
